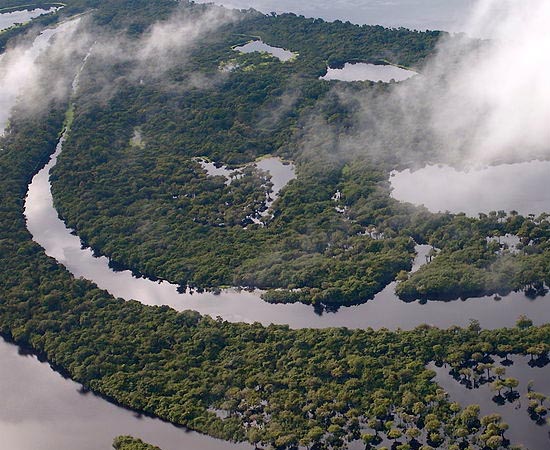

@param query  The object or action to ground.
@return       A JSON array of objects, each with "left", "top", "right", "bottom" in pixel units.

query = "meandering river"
[{"left": 24, "top": 147, "right": 550, "bottom": 330}]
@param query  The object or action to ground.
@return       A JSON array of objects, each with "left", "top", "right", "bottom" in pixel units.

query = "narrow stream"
[
  {"left": 0, "top": 18, "right": 251, "bottom": 450},
  {"left": 6, "top": 4, "right": 550, "bottom": 450},
  {"left": 17, "top": 21, "right": 550, "bottom": 331}
]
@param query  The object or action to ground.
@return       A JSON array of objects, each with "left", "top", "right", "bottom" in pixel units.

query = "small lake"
[
  {"left": 0, "top": 337, "right": 251, "bottom": 450},
  {"left": 431, "top": 356, "right": 550, "bottom": 450},
  {"left": 0, "top": 7, "right": 57, "bottom": 31},
  {"left": 321, "top": 62, "right": 417, "bottom": 82},
  {"left": 234, "top": 40, "right": 297, "bottom": 62},
  {"left": 197, "top": 156, "right": 296, "bottom": 221},
  {"left": 390, "top": 161, "right": 550, "bottom": 217},
  {"left": 18, "top": 22, "right": 550, "bottom": 332}
]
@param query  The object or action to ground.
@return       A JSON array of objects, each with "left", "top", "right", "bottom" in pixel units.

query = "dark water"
[
  {"left": 0, "top": 338, "right": 251, "bottom": 450},
  {"left": 431, "top": 356, "right": 550, "bottom": 450}
]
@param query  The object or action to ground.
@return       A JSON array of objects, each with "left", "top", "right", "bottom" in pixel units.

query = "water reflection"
[
  {"left": 431, "top": 355, "right": 550, "bottom": 450},
  {"left": 193, "top": 0, "right": 476, "bottom": 32},
  {"left": 390, "top": 161, "right": 550, "bottom": 217},
  {"left": 234, "top": 40, "right": 297, "bottom": 62},
  {"left": 0, "top": 338, "right": 251, "bottom": 450},
  {"left": 0, "top": 7, "right": 57, "bottom": 31},
  {"left": 23, "top": 163, "right": 550, "bottom": 332}
]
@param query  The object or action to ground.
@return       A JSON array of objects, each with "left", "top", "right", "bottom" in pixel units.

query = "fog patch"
[
  {"left": 0, "top": 3, "right": 238, "bottom": 128},
  {"left": 0, "top": 18, "right": 85, "bottom": 134},
  {"left": 300, "top": 0, "right": 550, "bottom": 170}
]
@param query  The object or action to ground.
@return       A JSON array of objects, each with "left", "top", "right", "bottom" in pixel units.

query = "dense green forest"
[
  {"left": 48, "top": 0, "right": 443, "bottom": 308},
  {"left": 1, "top": 88, "right": 546, "bottom": 447},
  {"left": 1, "top": 2, "right": 550, "bottom": 450},
  {"left": 40, "top": 0, "right": 550, "bottom": 307}
]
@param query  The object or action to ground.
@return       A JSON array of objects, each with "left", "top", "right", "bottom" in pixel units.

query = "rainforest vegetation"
[
  {"left": 2, "top": 1, "right": 550, "bottom": 450},
  {"left": 48, "top": 0, "right": 443, "bottom": 308},
  {"left": 39, "top": 0, "right": 550, "bottom": 308}
]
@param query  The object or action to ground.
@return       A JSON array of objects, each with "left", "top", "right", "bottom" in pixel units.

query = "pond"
[
  {"left": 431, "top": 355, "right": 550, "bottom": 450},
  {"left": 234, "top": 40, "right": 297, "bottom": 62},
  {"left": 197, "top": 156, "right": 296, "bottom": 221},
  {"left": 390, "top": 161, "right": 550, "bottom": 217},
  {"left": 0, "top": 337, "right": 251, "bottom": 450},
  {"left": 0, "top": 7, "right": 58, "bottom": 31},
  {"left": 18, "top": 20, "right": 550, "bottom": 333},
  {"left": 321, "top": 62, "right": 417, "bottom": 82}
]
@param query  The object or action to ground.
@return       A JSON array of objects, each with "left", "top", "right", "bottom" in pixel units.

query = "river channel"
[{"left": 25, "top": 134, "right": 550, "bottom": 330}]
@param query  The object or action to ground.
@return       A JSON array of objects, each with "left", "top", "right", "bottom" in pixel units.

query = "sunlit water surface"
[
  {"left": 6, "top": 3, "right": 550, "bottom": 449},
  {"left": 234, "top": 40, "right": 297, "bottom": 61},
  {"left": 390, "top": 161, "right": 550, "bottom": 217},
  {"left": 194, "top": 0, "right": 477, "bottom": 32},
  {"left": 321, "top": 62, "right": 417, "bottom": 82},
  {"left": 0, "top": 338, "right": 251, "bottom": 450}
]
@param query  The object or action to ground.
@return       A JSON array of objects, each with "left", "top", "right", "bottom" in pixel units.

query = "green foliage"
[
  {"left": 49, "top": 0, "right": 442, "bottom": 308},
  {"left": 113, "top": 436, "right": 162, "bottom": 450},
  {"left": 2, "top": 93, "right": 549, "bottom": 448}
]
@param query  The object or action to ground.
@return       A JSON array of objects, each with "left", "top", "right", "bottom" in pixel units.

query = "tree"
[
  {"left": 502, "top": 377, "right": 519, "bottom": 393},
  {"left": 516, "top": 315, "right": 533, "bottom": 329}
]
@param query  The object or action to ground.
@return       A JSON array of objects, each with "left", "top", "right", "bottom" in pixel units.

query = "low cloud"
[
  {"left": 302, "top": 0, "right": 550, "bottom": 169},
  {"left": 0, "top": 4, "right": 237, "bottom": 129},
  {"left": 430, "top": 0, "right": 550, "bottom": 164}
]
